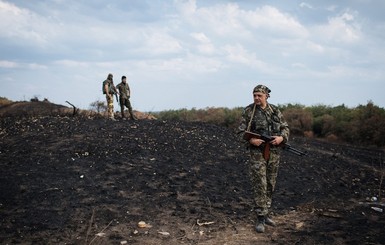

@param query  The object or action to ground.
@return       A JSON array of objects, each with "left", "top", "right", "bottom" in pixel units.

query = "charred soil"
[{"left": 1, "top": 112, "right": 384, "bottom": 244}]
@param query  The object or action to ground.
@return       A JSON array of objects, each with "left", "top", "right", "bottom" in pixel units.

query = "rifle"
[
  {"left": 243, "top": 131, "right": 307, "bottom": 157},
  {"left": 110, "top": 85, "right": 119, "bottom": 102}
]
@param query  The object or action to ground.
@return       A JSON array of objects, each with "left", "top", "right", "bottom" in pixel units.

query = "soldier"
[
  {"left": 102, "top": 73, "right": 118, "bottom": 120},
  {"left": 238, "top": 84, "right": 290, "bottom": 233},
  {"left": 116, "top": 76, "right": 136, "bottom": 120}
]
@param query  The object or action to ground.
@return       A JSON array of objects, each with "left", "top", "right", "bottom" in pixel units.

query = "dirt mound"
[
  {"left": 0, "top": 100, "right": 156, "bottom": 120},
  {"left": 0, "top": 101, "right": 71, "bottom": 117},
  {"left": 0, "top": 116, "right": 384, "bottom": 244}
]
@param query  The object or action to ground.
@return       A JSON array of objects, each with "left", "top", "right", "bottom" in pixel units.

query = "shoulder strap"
[{"left": 246, "top": 103, "right": 257, "bottom": 131}]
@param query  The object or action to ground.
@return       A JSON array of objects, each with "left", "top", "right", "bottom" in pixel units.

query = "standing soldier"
[
  {"left": 102, "top": 73, "right": 118, "bottom": 120},
  {"left": 238, "top": 84, "right": 290, "bottom": 233},
  {"left": 116, "top": 76, "right": 136, "bottom": 120}
]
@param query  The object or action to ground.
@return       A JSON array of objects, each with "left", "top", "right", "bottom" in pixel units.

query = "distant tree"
[
  {"left": 154, "top": 103, "right": 385, "bottom": 147},
  {"left": 351, "top": 101, "right": 385, "bottom": 146},
  {"left": 283, "top": 108, "right": 313, "bottom": 135},
  {"left": 89, "top": 100, "right": 107, "bottom": 113}
]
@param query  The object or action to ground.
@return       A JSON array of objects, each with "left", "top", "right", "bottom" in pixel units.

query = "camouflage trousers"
[
  {"left": 106, "top": 95, "right": 114, "bottom": 119},
  {"left": 248, "top": 147, "right": 281, "bottom": 216},
  {"left": 119, "top": 97, "right": 134, "bottom": 119}
]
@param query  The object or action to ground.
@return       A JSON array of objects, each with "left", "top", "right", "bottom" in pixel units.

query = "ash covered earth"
[{"left": 0, "top": 103, "right": 384, "bottom": 244}]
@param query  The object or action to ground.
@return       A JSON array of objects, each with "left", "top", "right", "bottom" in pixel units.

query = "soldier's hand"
[
  {"left": 250, "top": 138, "right": 264, "bottom": 146},
  {"left": 270, "top": 136, "right": 283, "bottom": 145}
]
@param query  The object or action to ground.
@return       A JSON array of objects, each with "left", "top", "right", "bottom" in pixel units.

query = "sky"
[{"left": 1, "top": 0, "right": 384, "bottom": 111}]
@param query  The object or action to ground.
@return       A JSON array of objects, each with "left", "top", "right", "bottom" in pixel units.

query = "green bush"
[
  {"left": 155, "top": 107, "right": 243, "bottom": 128},
  {"left": 155, "top": 102, "right": 385, "bottom": 147}
]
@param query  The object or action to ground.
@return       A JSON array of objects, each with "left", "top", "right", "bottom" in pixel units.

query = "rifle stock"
[{"left": 243, "top": 131, "right": 307, "bottom": 156}]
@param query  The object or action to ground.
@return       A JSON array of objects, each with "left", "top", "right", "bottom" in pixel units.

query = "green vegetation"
[
  {"left": 155, "top": 102, "right": 385, "bottom": 147},
  {"left": 155, "top": 107, "right": 243, "bottom": 128},
  {"left": 2, "top": 96, "right": 384, "bottom": 147},
  {"left": 0, "top": 97, "right": 13, "bottom": 106}
]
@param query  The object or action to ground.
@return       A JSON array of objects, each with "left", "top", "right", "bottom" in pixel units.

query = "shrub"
[
  {"left": 283, "top": 108, "right": 313, "bottom": 136},
  {"left": 155, "top": 102, "right": 385, "bottom": 147},
  {"left": 89, "top": 100, "right": 107, "bottom": 114}
]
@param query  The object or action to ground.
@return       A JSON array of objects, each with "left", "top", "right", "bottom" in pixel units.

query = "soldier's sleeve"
[
  {"left": 237, "top": 106, "right": 252, "bottom": 147},
  {"left": 276, "top": 109, "right": 290, "bottom": 143}
]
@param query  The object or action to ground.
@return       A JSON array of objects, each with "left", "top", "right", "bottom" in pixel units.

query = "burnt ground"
[{"left": 0, "top": 112, "right": 384, "bottom": 244}]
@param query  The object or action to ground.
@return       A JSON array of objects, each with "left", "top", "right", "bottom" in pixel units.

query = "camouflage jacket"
[
  {"left": 238, "top": 103, "right": 290, "bottom": 147},
  {"left": 103, "top": 79, "right": 117, "bottom": 95},
  {"left": 116, "top": 82, "right": 131, "bottom": 99}
]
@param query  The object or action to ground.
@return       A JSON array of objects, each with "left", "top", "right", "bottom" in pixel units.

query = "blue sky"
[{"left": 1, "top": 0, "right": 384, "bottom": 111}]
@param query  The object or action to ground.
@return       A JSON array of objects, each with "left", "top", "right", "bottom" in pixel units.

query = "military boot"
[
  {"left": 265, "top": 216, "right": 276, "bottom": 227},
  {"left": 130, "top": 112, "right": 137, "bottom": 120},
  {"left": 255, "top": 216, "right": 265, "bottom": 233}
]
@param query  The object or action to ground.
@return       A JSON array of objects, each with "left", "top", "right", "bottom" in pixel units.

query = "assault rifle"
[
  {"left": 110, "top": 86, "right": 119, "bottom": 102},
  {"left": 113, "top": 91, "right": 118, "bottom": 102},
  {"left": 243, "top": 131, "right": 307, "bottom": 157}
]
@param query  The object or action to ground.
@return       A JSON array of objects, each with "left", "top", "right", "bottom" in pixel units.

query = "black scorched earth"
[{"left": 0, "top": 116, "right": 384, "bottom": 244}]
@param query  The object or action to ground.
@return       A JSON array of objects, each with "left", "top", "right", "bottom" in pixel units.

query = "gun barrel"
[
  {"left": 284, "top": 144, "right": 307, "bottom": 156},
  {"left": 244, "top": 131, "right": 307, "bottom": 156}
]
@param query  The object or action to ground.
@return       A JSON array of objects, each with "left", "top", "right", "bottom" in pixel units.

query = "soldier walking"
[{"left": 238, "top": 84, "right": 290, "bottom": 233}]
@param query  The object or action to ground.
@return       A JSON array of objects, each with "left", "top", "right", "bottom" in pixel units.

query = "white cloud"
[
  {"left": 291, "top": 63, "right": 306, "bottom": 68},
  {"left": 190, "top": 32, "right": 215, "bottom": 55},
  {"left": 0, "top": 60, "right": 18, "bottom": 68},
  {"left": 135, "top": 54, "right": 222, "bottom": 74},
  {"left": 0, "top": 1, "right": 52, "bottom": 46},
  {"left": 143, "top": 30, "right": 183, "bottom": 55},
  {"left": 314, "top": 11, "right": 361, "bottom": 43},
  {"left": 242, "top": 6, "right": 308, "bottom": 38},
  {"left": 326, "top": 5, "right": 338, "bottom": 12},
  {"left": 176, "top": 2, "right": 308, "bottom": 39},
  {"left": 175, "top": 0, "right": 197, "bottom": 17},
  {"left": 306, "top": 41, "right": 325, "bottom": 53},
  {"left": 54, "top": 60, "right": 89, "bottom": 68},
  {"left": 175, "top": 1, "right": 249, "bottom": 38},
  {"left": 27, "top": 63, "right": 47, "bottom": 70},
  {"left": 190, "top": 32, "right": 209, "bottom": 43},
  {"left": 299, "top": 2, "right": 313, "bottom": 9},
  {"left": 0, "top": 60, "right": 47, "bottom": 69},
  {"left": 223, "top": 44, "right": 271, "bottom": 72}
]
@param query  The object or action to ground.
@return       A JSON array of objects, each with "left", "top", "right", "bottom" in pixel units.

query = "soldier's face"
[
  {"left": 122, "top": 78, "right": 126, "bottom": 83},
  {"left": 253, "top": 92, "right": 267, "bottom": 106}
]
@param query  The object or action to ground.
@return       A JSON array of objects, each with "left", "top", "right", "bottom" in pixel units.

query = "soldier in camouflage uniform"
[
  {"left": 238, "top": 85, "right": 290, "bottom": 233},
  {"left": 103, "top": 73, "right": 118, "bottom": 120},
  {"left": 116, "top": 76, "right": 136, "bottom": 120}
]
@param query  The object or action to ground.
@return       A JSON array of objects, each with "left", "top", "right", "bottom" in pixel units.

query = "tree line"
[
  {"left": 2, "top": 97, "right": 383, "bottom": 147},
  {"left": 154, "top": 101, "right": 385, "bottom": 147}
]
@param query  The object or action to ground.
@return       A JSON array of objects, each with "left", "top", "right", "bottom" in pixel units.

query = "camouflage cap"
[{"left": 253, "top": 84, "right": 271, "bottom": 94}]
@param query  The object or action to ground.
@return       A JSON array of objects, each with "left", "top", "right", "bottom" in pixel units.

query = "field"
[{"left": 0, "top": 102, "right": 384, "bottom": 244}]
